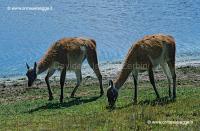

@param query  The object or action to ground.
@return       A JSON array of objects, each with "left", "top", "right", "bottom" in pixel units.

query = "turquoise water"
[{"left": 0, "top": 0, "right": 200, "bottom": 77}]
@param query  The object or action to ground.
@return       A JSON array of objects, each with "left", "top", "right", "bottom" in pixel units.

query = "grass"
[{"left": 0, "top": 79, "right": 200, "bottom": 130}]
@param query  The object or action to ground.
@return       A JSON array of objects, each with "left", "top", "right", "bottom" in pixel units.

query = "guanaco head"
[
  {"left": 26, "top": 62, "right": 37, "bottom": 87},
  {"left": 107, "top": 80, "right": 118, "bottom": 108}
]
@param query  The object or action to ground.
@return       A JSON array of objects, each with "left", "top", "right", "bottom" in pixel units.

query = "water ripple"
[{"left": 0, "top": 0, "right": 200, "bottom": 77}]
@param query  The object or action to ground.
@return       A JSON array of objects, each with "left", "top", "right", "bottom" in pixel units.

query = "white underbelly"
[
  {"left": 51, "top": 46, "right": 87, "bottom": 71},
  {"left": 149, "top": 52, "right": 165, "bottom": 68},
  {"left": 133, "top": 57, "right": 165, "bottom": 72},
  {"left": 51, "top": 61, "right": 84, "bottom": 71}
]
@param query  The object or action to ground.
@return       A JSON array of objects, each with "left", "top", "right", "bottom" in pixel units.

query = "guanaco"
[
  {"left": 26, "top": 37, "right": 104, "bottom": 103},
  {"left": 107, "top": 34, "right": 176, "bottom": 107}
]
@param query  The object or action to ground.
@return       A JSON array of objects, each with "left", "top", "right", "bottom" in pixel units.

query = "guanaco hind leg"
[
  {"left": 86, "top": 48, "right": 104, "bottom": 95},
  {"left": 71, "top": 69, "right": 82, "bottom": 97},
  {"left": 161, "top": 62, "right": 172, "bottom": 97},
  {"left": 166, "top": 41, "right": 176, "bottom": 99},
  {"left": 167, "top": 61, "right": 176, "bottom": 99}
]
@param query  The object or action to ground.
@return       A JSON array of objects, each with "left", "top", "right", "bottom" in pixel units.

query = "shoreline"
[
  {"left": 0, "top": 60, "right": 200, "bottom": 85},
  {"left": 1, "top": 60, "right": 200, "bottom": 89},
  {"left": 1, "top": 59, "right": 200, "bottom": 80}
]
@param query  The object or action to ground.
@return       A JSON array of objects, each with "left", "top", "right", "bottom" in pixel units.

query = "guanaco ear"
[
  {"left": 109, "top": 80, "right": 113, "bottom": 87},
  {"left": 34, "top": 62, "right": 37, "bottom": 71},
  {"left": 26, "top": 63, "right": 30, "bottom": 69}
]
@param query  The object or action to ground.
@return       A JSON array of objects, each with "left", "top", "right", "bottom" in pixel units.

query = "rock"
[
  {"left": 85, "top": 76, "right": 93, "bottom": 79},
  {"left": 17, "top": 77, "right": 26, "bottom": 80}
]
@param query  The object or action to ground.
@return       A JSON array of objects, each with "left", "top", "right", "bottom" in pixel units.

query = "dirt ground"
[{"left": 0, "top": 66, "right": 200, "bottom": 103}]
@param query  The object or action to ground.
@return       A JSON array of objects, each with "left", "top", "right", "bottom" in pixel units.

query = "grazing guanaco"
[
  {"left": 107, "top": 34, "right": 176, "bottom": 107},
  {"left": 26, "top": 37, "right": 104, "bottom": 103}
]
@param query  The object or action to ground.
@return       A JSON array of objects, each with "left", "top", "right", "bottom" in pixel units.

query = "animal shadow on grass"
[
  {"left": 27, "top": 96, "right": 101, "bottom": 113},
  {"left": 108, "top": 96, "right": 175, "bottom": 111},
  {"left": 107, "top": 103, "right": 133, "bottom": 111},
  {"left": 138, "top": 96, "right": 175, "bottom": 106}
]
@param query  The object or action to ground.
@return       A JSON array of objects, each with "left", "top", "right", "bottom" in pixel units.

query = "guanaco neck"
[
  {"left": 114, "top": 48, "right": 136, "bottom": 90},
  {"left": 36, "top": 56, "right": 53, "bottom": 75},
  {"left": 114, "top": 63, "right": 133, "bottom": 90}
]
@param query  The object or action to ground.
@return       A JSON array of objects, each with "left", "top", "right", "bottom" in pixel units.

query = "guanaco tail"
[
  {"left": 26, "top": 37, "right": 104, "bottom": 103},
  {"left": 107, "top": 34, "right": 176, "bottom": 107}
]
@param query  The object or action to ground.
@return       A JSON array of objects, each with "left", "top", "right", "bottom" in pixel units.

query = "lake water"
[{"left": 0, "top": 0, "right": 200, "bottom": 77}]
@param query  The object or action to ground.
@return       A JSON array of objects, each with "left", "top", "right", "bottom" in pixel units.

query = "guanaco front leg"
[
  {"left": 148, "top": 67, "right": 160, "bottom": 99},
  {"left": 45, "top": 68, "right": 56, "bottom": 101},
  {"left": 60, "top": 66, "right": 66, "bottom": 103},
  {"left": 132, "top": 71, "right": 138, "bottom": 104}
]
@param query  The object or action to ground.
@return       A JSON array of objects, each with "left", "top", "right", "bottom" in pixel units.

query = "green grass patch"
[{"left": 0, "top": 81, "right": 200, "bottom": 130}]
